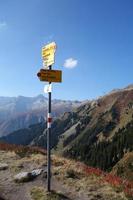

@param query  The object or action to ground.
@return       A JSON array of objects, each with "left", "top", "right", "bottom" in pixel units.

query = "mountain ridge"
[
  {"left": 0, "top": 84, "right": 133, "bottom": 179},
  {"left": 0, "top": 95, "right": 81, "bottom": 137}
]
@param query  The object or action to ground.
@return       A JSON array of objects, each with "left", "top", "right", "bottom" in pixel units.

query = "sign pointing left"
[{"left": 37, "top": 69, "right": 62, "bottom": 83}]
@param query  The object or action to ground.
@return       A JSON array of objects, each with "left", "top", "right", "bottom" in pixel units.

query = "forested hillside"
[
  {"left": 1, "top": 85, "right": 133, "bottom": 175},
  {"left": 65, "top": 119, "right": 133, "bottom": 171}
]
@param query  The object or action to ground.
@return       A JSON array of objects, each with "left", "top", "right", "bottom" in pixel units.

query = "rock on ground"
[
  {"left": 0, "top": 163, "right": 8, "bottom": 170},
  {"left": 14, "top": 169, "right": 43, "bottom": 183}
]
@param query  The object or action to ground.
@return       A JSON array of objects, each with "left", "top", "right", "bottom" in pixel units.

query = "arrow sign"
[
  {"left": 42, "top": 42, "right": 57, "bottom": 68},
  {"left": 37, "top": 69, "right": 62, "bottom": 83}
]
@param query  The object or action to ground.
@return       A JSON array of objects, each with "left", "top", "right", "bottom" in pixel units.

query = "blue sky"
[{"left": 0, "top": 0, "right": 133, "bottom": 100}]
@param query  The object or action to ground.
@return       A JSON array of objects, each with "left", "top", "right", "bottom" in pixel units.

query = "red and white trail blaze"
[{"left": 47, "top": 113, "right": 52, "bottom": 128}]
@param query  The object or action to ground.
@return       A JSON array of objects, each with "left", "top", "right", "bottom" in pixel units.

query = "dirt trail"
[
  {"left": 0, "top": 153, "right": 90, "bottom": 200},
  {"left": 0, "top": 151, "right": 128, "bottom": 200},
  {"left": 52, "top": 177, "right": 90, "bottom": 200},
  {"left": 0, "top": 172, "right": 90, "bottom": 200}
]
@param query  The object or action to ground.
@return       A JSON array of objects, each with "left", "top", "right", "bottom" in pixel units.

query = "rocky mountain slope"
[
  {"left": 1, "top": 84, "right": 133, "bottom": 176},
  {"left": 62, "top": 85, "right": 133, "bottom": 170},
  {"left": 0, "top": 95, "right": 81, "bottom": 137},
  {"left": 0, "top": 144, "right": 132, "bottom": 200}
]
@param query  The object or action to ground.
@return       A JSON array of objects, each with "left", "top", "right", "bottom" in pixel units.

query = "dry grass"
[
  {"left": 0, "top": 147, "right": 132, "bottom": 200},
  {"left": 52, "top": 155, "right": 132, "bottom": 199},
  {"left": 112, "top": 152, "right": 133, "bottom": 182},
  {"left": 0, "top": 148, "right": 46, "bottom": 175},
  {"left": 30, "top": 187, "right": 70, "bottom": 200}
]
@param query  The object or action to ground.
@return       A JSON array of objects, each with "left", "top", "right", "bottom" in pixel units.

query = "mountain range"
[
  {"left": 0, "top": 95, "right": 81, "bottom": 137},
  {"left": 0, "top": 84, "right": 133, "bottom": 178}
]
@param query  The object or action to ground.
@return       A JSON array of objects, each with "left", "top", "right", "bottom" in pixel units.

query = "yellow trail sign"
[
  {"left": 37, "top": 69, "right": 62, "bottom": 83},
  {"left": 43, "top": 54, "right": 55, "bottom": 68},
  {"left": 42, "top": 42, "right": 56, "bottom": 52},
  {"left": 42, "top": 42, "right": 57, "bottom": 68}
]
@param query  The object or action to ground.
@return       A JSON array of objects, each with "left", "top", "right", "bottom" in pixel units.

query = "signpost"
[
  {"left": 42, "top": 42, "right": 56, "bottom": 68},
  {"left": 37, "top": 69, "right": 62, "bottom": 82},
  {"left": 37, "top": 42, "right": 62, "bottom": 192}
]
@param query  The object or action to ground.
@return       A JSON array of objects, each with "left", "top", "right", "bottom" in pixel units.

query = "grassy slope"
[
  {"left": 60, "top": 89, "right": 133, "bottom": 171},
  {"left": 112, "top": 152, "right": 133, "bottom": 182},
  {"left": 0, "top": 144, "right": 132, "bottom": 200},
  {"left": 0, "top": 87, "right": 133, "bottom": 179}
]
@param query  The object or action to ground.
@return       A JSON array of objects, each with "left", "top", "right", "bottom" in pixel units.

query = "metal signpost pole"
[
  {"left": 37, "top": 42, "right": 61, "bottom": 192},
  {"left": 47, "top": 65, "right": 52, "bottom": 192}
]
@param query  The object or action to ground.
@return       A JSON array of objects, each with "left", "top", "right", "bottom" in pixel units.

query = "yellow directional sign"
[
  {"left": 42, "top": 42, "right": 57, "bottom": 68},
  {"left": 43, "top": 54, "right": 55, "bottom": 68},
  {"left": 42, "top": 42, "right": 56, "bottom": 53},
  {"left": 42, "top": 50, "right": 53, "bottom": 57},
  {"left": 37, "top": 69, "right": 62, "bottom": 83}
]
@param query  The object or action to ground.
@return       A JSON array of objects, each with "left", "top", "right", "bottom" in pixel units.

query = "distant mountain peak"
[
  {"left": 124, "top": 84, "right": 133, "bottom": 90},
  {"left": 36, "top": 94, "right": 45, "bottom": 98}
]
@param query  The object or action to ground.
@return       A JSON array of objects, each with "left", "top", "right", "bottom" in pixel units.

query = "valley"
[
  {"left": 0, "top": 85, "right": 133, "bottom": 199},
  {"left": 1, "top": 85, "right": 133, "bottom": 175}
]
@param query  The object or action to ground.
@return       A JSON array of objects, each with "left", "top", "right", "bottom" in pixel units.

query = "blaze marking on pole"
[{"left": 47, "top": 113, "right": 52, "bottom": 128}]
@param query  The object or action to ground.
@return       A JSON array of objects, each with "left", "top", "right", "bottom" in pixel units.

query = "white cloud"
[
  {"left": 0, "top": 21, "right": 7, "bottom": 29},
  {"left": 63, "top": 58, "right": 78, "bottom": 69}
]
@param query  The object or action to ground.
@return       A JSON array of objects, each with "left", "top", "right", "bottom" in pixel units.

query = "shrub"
[
  {"left": 66, "top": 169, "right": 78, "bottom": 179},
  {"left": 0, "top": 142, "right": 46, "bottom": 157},
  {"left": 84, "top": 165, "right": 103, "bottom": 176}
]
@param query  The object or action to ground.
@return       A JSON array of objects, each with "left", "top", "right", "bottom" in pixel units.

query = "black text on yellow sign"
[{"left": 37, "top": 69, "right": 62, "bottom": 83}]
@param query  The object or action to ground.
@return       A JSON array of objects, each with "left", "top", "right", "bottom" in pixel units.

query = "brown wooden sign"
[{"left": 37, "top": 69, "right": 62, "bottom": 83}]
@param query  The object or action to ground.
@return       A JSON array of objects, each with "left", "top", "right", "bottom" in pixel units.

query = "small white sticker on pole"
[{"left": 44, "top": 84, "right": 52, "bottom": 93}]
